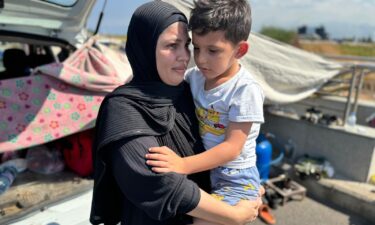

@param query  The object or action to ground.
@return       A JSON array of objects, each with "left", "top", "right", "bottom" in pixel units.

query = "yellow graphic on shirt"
[
  {"left": 243, "top": 183, "right": 256, "bottom": 191},
  {"left": 195, "top": 107, "right": 226, "bottom": 136}
]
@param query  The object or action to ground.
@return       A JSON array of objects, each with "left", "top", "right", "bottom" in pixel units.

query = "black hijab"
[
  {"left": 95, "top": 1, "right": 190, "bottom": 150},
  {"left": 126, "top": 1, "right": 188, "bottom": 83}
]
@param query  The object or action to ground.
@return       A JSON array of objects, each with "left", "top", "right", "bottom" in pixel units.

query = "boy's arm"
[{"left": 146, "top": 121, "right": 252, "bottom": 174}]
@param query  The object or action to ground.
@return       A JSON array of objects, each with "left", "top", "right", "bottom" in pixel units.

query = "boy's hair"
[{"left": 189, "top": 0, "right": 252, "bottom": 44}]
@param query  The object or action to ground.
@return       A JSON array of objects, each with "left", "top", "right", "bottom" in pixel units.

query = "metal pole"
[
  {"left": 352, "top": 68, "right": 366, "bottom": 115},
  {"left": 343, "top": 66, "right": 357, "bottom": 126},
  {"left": 93, "top": 0, "right": 108, "bottom": 35}
]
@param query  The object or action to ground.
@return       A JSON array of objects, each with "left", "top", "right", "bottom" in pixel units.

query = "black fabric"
[
  {"left": 125, "top": 1, "right": 187, "bottom": 83},
  {"left": 111, "top": 136, "right": 200, "bottom": 225},
  {"left": 94, "top": 82, "right": 184, "bottom": 151},
  {"left": 90, "top": 2, "right": 209, "bottom": 224},
  {"left": 90, "top": 84, "right": 210, "bottom": 225}
]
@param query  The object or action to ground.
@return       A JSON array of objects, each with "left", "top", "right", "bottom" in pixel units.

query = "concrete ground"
[
  {"left": 8, "top": 180, "right": 374, "bottom": 225},
  {"left": 295, "top": 176, "right": 375, "bottom": 223},
  {"left": 250, "top": 171, "right": 375, "bottom": 225},
  {"left": 6, "top": 170, "right": 375, "bottom": 225},
  {"left": 251, "top": 196, "right": 372, "bottom": 225}
]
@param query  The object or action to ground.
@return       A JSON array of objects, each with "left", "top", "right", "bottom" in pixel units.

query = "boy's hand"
[{"left": 145, "top": 146, "right": 188, "bottom": 174}]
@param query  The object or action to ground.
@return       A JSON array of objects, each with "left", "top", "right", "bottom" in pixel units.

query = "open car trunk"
[
  {"left": 0, "top": 29, "right": 132, "bottom": 223},
  {"left": 0, "top": 0, "right": 133, "bottom": 223}
]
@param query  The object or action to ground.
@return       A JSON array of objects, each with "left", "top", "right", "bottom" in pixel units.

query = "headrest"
[{"left": 3, "top": 48, "right": 28, "bottom": 70}]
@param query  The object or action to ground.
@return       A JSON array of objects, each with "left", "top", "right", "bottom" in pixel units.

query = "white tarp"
[
  {"left": 244, "top": 33, "right": 343, "bottom": 103},
  {"left": 164, "top": 0, "right": 344, "bottom": 104}
]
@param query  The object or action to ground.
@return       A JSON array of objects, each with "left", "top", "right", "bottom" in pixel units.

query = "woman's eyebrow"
[{"left": 171, "top": 37, "right": 191, "bottom": 44}]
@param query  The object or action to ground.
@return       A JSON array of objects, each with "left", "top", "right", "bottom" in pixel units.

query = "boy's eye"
[{"left": 209, "top": 49, "right": 218, "bottom": 53}]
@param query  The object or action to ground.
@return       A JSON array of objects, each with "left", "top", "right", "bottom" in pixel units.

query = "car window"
[{"left": 0, "top": 41, "right": 70, "bottom": 80}]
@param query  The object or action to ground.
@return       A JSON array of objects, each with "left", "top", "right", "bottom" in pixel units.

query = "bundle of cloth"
[{"left": 0, "top": 38, "right": 132, "bottom": 152}]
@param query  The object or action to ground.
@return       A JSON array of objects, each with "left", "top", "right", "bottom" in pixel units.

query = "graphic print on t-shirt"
[{"left": 195, "top": 106, "right": 226, "bottom": 136}]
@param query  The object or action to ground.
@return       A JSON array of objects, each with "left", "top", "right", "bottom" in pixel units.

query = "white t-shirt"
[{"left": 185, "top": 66, "right": 264, "bottom": 169}]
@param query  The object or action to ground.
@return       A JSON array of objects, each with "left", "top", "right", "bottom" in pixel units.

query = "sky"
[{"left": 87, "top": 0, "right": 375, "bottom": 39}]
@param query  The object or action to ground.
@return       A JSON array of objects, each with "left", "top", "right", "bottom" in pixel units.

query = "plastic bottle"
[
  {"left": 347, "top": 112, "right": 357, "bottom": 126},
  {"left": 0, "top": 166, "right": 17, "bottom": 195}
]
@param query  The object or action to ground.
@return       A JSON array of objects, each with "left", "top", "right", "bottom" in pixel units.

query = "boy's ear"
[{"left": 235, "top": 41, "right": 249, "bottom": 58}]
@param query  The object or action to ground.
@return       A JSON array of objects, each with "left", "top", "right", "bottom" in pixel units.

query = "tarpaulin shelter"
[{"left": 166, "top": 0, "right": 344, "bottom": 104}]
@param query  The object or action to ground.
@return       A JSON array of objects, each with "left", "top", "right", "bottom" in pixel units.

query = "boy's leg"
[
  {"left": 211, "top": 166, "right": 261, "bottom": 205},
  {"left": 194, "top": 167, "right": 260, "bottom": 225}
]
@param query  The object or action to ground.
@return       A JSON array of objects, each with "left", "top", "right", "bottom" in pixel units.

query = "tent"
[{"left": 165, "top": 0, "right": 343, "bottom": 104}]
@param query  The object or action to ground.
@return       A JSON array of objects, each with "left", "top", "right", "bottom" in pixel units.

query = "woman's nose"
[{"left": 179, "top": 48, "right": 190, "bottom": 62}]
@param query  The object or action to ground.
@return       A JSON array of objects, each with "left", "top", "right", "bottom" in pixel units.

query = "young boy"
[{"left": 146, "top": 0, "right": 264, "bottom": 213}]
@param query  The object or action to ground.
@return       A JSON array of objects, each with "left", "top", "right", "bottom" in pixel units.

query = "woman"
[{"left": 90, "top": 1, "right": 261, "bottom": 225}]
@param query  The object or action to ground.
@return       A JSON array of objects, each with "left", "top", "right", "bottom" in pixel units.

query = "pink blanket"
[{"left": 0, "top": 39, "right": 132, "bottom": 152}]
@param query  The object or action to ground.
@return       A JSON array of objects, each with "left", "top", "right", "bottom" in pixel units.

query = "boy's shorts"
[{"left": 210, "top": 166, "right": 260, "bottom": 206}]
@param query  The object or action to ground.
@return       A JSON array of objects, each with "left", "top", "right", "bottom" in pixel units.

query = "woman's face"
[{"left": 156, "top": 22, "right": 190, "bottom": 86}]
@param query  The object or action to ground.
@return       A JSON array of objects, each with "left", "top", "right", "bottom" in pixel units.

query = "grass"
[
  {"left": 340, "top": 44, "right": 375, "bottom": 57},
  {"left": 260, "top": 26, "right": 298, "bottom": 45},
  {"left": 258, "top": 26, "right": 375, "bottom": 57},
  {"left": 298, "top": 41, "right": 375, "bottom": 57}
]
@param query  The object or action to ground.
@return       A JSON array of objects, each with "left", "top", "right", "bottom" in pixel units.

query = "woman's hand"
[
  {"left": 232, "top": 186, "right": 265, "bottom": 224},
  {"left": 188, "top": 187, "right": 264, "bottom": 225},
  {"left": 146, "top": 146, "right": 188, "bottom": 174},
  {"left": 233, "top": 198, "right": 262, "bottom": 224}
]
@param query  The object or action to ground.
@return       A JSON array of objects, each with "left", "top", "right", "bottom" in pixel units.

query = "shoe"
[{"left": 259, "top": 204, "right": 276, "bottom": 224}]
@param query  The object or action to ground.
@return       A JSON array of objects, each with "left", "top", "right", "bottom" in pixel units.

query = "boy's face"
[{"left": 192, "top": 30, "right": 242, "bottom": 82}]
